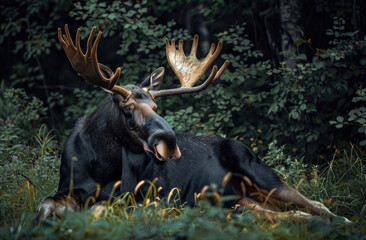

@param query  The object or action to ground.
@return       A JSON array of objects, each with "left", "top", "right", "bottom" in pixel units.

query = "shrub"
[
  {"left": 330, "top": 86, "right": 366, "bottom": 146},
  {"left": 0, "top": 86, "right": 58, "bottom": 225},
  {"left": 0, "top": 87, "right": 47, "bottom": 158},
  {"left": 207, "top": 19, "right": 365, "bottom": 162}
]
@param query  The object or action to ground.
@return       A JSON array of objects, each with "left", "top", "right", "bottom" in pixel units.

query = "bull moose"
[{"left": 34, "top": 24, "right": 351, "bottom": 224}]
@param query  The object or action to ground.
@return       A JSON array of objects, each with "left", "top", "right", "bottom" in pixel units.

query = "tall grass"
[
  {"left": 297, "top": 144, "right": 366, "bottom": 219},
  {"left": 264, "top": 141, "right": 366, "bottom": 220},
  {"left": 1, "top": 132, "right": 366, "bottom": 239}
]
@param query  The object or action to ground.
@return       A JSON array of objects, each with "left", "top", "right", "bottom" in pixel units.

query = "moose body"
[
  {"left": 58, "top": 94, "right": 280, "bottom": 206},
  {"left": 35, "top": 25, "right": 351, "bottom": 224}
]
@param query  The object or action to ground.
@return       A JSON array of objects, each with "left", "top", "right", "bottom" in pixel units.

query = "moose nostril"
[{"left": 152, "top": 139, "right": 181, "bottom": 161}]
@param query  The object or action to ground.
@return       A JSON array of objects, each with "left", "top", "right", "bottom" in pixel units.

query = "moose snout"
[
  {"left": 150, "top": 133, "right": 181, "bottom": 161},
  {"left": 145, "top": 114, "right": 181, "bottom": 161},
  {"left": 146, "top": 130, "right": 181, "bottom": 161}
]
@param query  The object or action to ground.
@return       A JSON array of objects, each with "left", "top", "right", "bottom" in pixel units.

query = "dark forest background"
[
  {"left": 1, "top": 0, "right": 366, "bottom": 237},
  {"left": 1, "top": 0, "right": 365, "bottom": 162}
]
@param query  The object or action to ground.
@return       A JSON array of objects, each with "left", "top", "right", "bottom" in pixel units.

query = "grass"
[
  {"left": 1, "top": 197, "right": 366, "bottom": 239},
  {"left": 1, "top": 130, "right": 366, "bottom": 239}
]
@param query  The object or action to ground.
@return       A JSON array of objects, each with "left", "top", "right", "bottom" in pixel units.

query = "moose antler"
[
  {"left": 57, "top": 24, "right": 130, "bottom": 98},
  {"left": 151, "top": 35, "right": 229, "bottom": 98}
]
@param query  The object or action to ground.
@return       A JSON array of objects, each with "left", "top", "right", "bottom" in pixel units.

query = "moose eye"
[{"left": 122, "top": 105, "right": 133, "bottom": 116}]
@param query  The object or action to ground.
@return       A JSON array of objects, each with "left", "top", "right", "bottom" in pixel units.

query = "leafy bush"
[
  {"left": 261, "top": 17, "right": 366, "bottom": 159},
  {"left": 0, "top": 87, "right": 47, "bottom": 157},
  {"left": 0, "top": 125, "right": 59, "bottom": 227},
  {"left": 262, "top": 140, "right": 308, "bottom": 186},
  {"left": 0, "top": 0, "right": 72, "bottom": 88},
  {"left": 48, "top": 87, "right": 108, "bottom": 136},
  {"left": 330, "top": 86, "right": 366, "bottom": 146},
  {"left": 213, "top": 19, "right": 365, "bottom": 161},
  {"left": 0, "top": 86, "right": 59, "bottom": 225}
]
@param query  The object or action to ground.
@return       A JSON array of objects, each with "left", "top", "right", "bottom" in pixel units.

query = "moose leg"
[
  {"left": 33, "top": 195, "right": 78, "bottom": 224},
  {"left": 272, "top": 182, "right": 335, "bottom": 217},
  {"left": 237, "top": 196, "right": 313, "bottom": 222},
  {"left": 270, "top": 182, "right": 352, "bottom": 224}
]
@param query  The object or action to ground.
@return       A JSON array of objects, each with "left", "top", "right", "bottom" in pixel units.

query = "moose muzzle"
[{"left": 144, "top": 114, "right": 181, "bottom": 161}]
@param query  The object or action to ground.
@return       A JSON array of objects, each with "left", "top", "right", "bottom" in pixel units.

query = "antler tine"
[
  {"left": 58, "top": 24, "right": 130, "bottom": 98},
  {"left": 189, "top": 35, "right": 199, "bottom": 57},
  {"left": 151, "top": 35, "right": 229, "bottom": 98},
  {"left": 165, "top": 38, "right": 184, "bottom": 87},
  {"left": 213, "top": 59, "right": 230, "bottom": 82},
  {"left": 85, "top": 26, "right": 96, "bottom": 58}
]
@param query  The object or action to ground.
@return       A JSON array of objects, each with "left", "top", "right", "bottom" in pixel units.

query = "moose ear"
[{"left": 140, "top": 67, "right": 165, "bottom": 92}]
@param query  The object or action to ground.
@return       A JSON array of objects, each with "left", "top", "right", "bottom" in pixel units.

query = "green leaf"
[
  {"left": 300, "top": 104, "right": 307, "bottom": 111},
  {"left": 108, "top": 13, "right": 117, "bottom": 20},
  {"left": 294, "top": 39, "right": 305, "bottom": 46},
  {"left": 360, "top": 57, "right": 366, "bottom": 66},
  {"left": 358, "top": 127, "right": 365, "bottom": 133},
  {"left": 336, "top": 116, "right": 344, "bottom": 122},
  {"left": 291, "top": 110, "right": 300, "bottom": 120},
  {"left": 356, "top": 118, "right": 366, "bottom": 124}
]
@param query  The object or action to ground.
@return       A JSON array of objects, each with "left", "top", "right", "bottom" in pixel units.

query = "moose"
[{"left": 34, "top": 24, "right": 351, "bottom": 224}]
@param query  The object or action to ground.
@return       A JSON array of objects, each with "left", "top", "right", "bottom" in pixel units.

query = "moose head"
[{"left": 58, "top": 25, "right": 229, "bottom": 161}]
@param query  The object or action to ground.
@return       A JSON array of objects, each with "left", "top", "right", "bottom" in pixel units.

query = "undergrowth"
[
  {"left": 4, "top": 201, "right": 366, "bottom": 240},
  {"left": 1, "top": 136, "right": 366, "bottom": 239}
]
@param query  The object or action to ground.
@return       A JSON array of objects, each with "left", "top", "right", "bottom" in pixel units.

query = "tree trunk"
[{"left": 279, "top": 0, "right": 303, "bottom": 68}]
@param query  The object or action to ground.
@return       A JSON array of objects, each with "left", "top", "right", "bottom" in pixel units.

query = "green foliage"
[
  {"left": 165, "top": 106, "right": 202, "bottom": 134},
  {"left": 47, "top": 87, "right": 108, "bottom": 135},
  {"left": 63, "top": 88, "right": 107, "bottom": 126},
  {"left": 264, "top": 17, "right": 365, "bottom": 157},
  {"left": 69, "top": 0, "right": 189, "bottom": 83},
  {"left": 262, "top": 141, "right": 366, "bottom": 219},
  {"left": 0, "top": 87, "right": 47, "bottom": 158},
  {"left": 330, "top": 87, "right": 366, "bottom": 146},
  {"left": 0, "top": 87, "right": 58, "bottom": 224},
  {"left": 297, "top": 144, "right": 366, "bottom": 218},
  {"left": 164, "top": 85, "right": 242, "bottom": 137},
  {"left": 204, "top": 18, "right": 366, "bottom": 160},
  {"left": 218, "top": 23, "right": 267, "bottom": 88},
  {"left": 0, "top": 124, "right": 59, "bottom": 226},
  {"left": 262, "top": 140, "right": 308, "bottom": 186},
  {"left": 0, "top": 0, "right": 72, "bottom": 88},
  {"left": 163, "top": 23, "right": 266, "bottom": 138}
]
